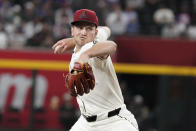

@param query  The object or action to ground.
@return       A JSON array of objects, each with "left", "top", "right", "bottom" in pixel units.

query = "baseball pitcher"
[{"left": 52, "top": 9, "right": 139, "bottom": 131}]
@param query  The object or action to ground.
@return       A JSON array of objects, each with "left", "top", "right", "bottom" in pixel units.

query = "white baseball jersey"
[{"left": 69, "top": 29, "right": 124, "bottom": 116}]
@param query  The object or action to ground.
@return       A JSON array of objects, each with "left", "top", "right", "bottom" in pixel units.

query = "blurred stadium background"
[{"left": 0, "top": 0, "right": 196, "bottom": 131}]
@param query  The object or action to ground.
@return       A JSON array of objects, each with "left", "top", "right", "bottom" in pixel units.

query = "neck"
[{"left": 75, "top": 44, "right": 82, "bottom": 53}]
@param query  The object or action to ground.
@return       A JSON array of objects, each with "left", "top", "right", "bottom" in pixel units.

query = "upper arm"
[
  {"left": 97, "top": 26, "right": 111, "bottom": 38},
  {"left": 96, "top": 26, "right": 111, "bottom": 42}
]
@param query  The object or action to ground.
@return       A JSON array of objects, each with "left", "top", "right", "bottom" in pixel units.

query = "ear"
[
  {"left": 95, "top": 28, "right": 98, "bottom": 36},
  {"left": 71, "top": 27, "right": 74, "bottom": 36}
]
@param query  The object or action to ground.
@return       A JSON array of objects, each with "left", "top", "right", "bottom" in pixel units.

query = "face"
[{"left": 71, "top": 22, "right": 97, "bottom": 48}]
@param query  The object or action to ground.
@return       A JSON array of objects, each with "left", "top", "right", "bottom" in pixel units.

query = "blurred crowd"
[{"left": 0, "top": 0, "right": 196, "bottom": 50}]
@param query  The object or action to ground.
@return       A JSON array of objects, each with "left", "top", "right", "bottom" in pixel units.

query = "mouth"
[{"left": 80, "top": 37, "right": 86, "bottom": 41}]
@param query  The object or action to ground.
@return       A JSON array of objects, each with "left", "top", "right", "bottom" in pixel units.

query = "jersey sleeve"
[{"left": 95, "top": 28, "right": 109, "bottom": 42}]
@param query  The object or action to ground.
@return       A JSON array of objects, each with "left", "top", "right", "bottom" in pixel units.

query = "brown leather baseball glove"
[{"left": 65, "top": 62, "right": 95, "bottom": 97}]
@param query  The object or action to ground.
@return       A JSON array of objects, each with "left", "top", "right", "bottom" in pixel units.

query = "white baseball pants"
[{"left": 70, "top": 105, "right": 139, "bottom": 131}]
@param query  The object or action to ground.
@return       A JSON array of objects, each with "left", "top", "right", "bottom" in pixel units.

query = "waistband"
[{"left": 82, "top": 104, "right": 126, "bottom": 122}]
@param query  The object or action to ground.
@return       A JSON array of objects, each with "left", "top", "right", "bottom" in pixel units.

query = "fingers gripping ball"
[{"left": 65, "top": 62, "right": 95, "bottom": 97}]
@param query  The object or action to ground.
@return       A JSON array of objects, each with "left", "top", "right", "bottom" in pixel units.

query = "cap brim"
[{"left": 71, "top": 20, "right": 97, "bottom": 27}]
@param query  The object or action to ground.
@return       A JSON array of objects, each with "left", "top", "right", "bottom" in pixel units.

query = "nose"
[{"left": 81, "top": 28, "right": 87, "bottom": 35}]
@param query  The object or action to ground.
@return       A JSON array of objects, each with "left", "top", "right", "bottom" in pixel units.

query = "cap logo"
[{"left": 79, "top": 11, "right": 88, "bottom": 19}]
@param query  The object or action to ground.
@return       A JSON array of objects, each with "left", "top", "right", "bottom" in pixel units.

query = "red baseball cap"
[{"left": 71, "top": 9, "right": 98, "bottom": 27}]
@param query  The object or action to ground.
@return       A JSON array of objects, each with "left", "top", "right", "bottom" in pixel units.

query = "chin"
[
  {"left": 81, "top": 40, "right": 91, "bottom": 45},
  {"left": 77, "top": 39, "right": 93, "bottom": 47},
  {"left": 78, "top": 41, "right": 86, "bottom": 47}
]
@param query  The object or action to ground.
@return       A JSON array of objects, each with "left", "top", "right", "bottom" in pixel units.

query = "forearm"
[
  {"left": 77, "top": 40, "right": 116, "bottom": 63},
  {"left": 62, "top": 38, "right": 75, "bottom": 52},
  {"left": 52, "top": 38, "right": 76, "bottom": 54},
  {"left": 84, "top": 41, "right": 117, "bottom": 58}
]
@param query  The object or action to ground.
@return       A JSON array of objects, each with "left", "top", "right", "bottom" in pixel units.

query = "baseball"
[{"left": 54, "top": 45, "right": 61, "bottom": 54}]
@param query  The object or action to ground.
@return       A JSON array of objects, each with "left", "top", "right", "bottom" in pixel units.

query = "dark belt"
[{"left": 83, "top": 108, "right": 121, "bottom": 122}]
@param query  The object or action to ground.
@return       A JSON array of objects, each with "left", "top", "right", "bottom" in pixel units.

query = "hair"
[{"left": 71, "top": 21, "right": 97, "bottom": 28}]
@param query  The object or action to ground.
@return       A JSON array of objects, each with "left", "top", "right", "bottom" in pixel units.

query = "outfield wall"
[{"left": 0, "top": 37, "right": 196, "bottom": 129}]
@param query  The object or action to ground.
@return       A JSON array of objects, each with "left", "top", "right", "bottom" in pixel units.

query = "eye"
[
  {"left": 86, "top": 27, "right": 93, "bottom": 30},
  {"left": 75, "top": 25, "right": 84, "bottom": 29},
  {"left": 79, "top": 26, "right": 83, "bottom": 29}
]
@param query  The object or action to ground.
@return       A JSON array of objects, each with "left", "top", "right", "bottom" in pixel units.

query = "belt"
[{"left": 83, "top": 108, "right": 121, "bottom": 122}]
